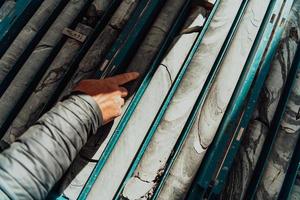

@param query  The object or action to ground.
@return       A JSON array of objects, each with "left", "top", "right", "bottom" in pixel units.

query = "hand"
[{"left": 74, "top": 72, "right": 139, "bottom": 124}]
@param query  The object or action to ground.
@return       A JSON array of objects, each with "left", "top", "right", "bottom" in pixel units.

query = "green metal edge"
[
  {"left": 244, "top": 1, "right": 297, "bottom": 198},
  {"left": 78, "top": 0, "right": 168, "bottom": 198},
  {"left": 96, "top": 0, "right": 167, "bottom": 79},
  {"left": 97, "top": 0, "right": 150, "bottom": 77},
  {"left": 191, "top": 0, "right": 289, "bottom": 196},
  {"left": 122, "top": 0, "right": 251, "bottom": 198},
  {"left": 211, "top": 0, "right": 295, "bottom": 195},
  {"left": 112, "top": 0, "right": 197, "bottom": 199}
]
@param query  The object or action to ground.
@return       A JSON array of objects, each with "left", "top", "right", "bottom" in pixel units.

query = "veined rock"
[
  {"left": 0, "top": 0, "right": 90, "bottom": 132},
  {"left": 221, "top": 1, "right": 300, "bottom": 199},
  {"left": 0, "top": 0, "right": 63, "bottom": 85},
  {"left": 85, "top": 0, "right": 197, "bottom": 199},
  {"left": 156, "top": 0, "right": 271, "bottom": 199}
]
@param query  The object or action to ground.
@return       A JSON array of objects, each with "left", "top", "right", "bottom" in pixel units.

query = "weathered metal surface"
[
  {"left": 155, "top": 0, "right": 271, "bottom": 199},
  {"left": 0, "top": 0, "right": 90, "bottom": 135},
  {"left": 3, "top": 23, "right": 93, "bottom": 144},
  {"left": 221, "top": 2, "right": 300, "bottom": 199},
  {"left": 0, "top": 0, "right": 63, "bottom": 87}
]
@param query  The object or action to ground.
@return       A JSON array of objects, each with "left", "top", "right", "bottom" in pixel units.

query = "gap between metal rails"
[
  {"left": 188, "top": 0, "right": 294, "bottom": 198},
  {"left": 77, "top": 0, "right": 168, "bottom": 198},
  {"left": 0, "top": 0, "right": 43, "bottom": 56},
  {"left": 96, "top": 0, "right": 166, "bottom": 79},
  {"left": 97, "top": 0, "right": 150, "bottom": 78}
]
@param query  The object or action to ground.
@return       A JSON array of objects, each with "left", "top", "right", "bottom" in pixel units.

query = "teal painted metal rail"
[
  {"left": 243, "top": 2, "right": 298, "bottom": 196},
  {"left": 212, "top": 0, "right": 295, "bottom": 196},
  {"left": 96, "top": 0, "right": 166, "bottom": 79},
  {"left": 0, "top": 0, "right": 43, "bottom": 57},
  {"left": 78, "top": 0, "right": 168, "bottom": 198},
  {"left": 98, "top": 0, "right": 150, "bottom": 78},
  {"left": 115, "top": 0, "right": 254, "bottom": 198},
  {"left": 112, "top": 0, "right": 207, "bottom": 198},
  {"left": 187, "top": 0, "right": 294, "bottom": 198}
]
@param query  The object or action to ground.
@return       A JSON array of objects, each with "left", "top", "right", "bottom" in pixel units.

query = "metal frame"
[
  {"left": 78, "top": 0, "right": 168, "bottom": 198},
  {"left": 98, "top": 0, "right": 150, "bottom": 77},
  {"left": 96, "top": 0, "right": 166, "bottom": 79},
  {"left": 187, "top": 0, "right": 294, "bottom": 198},
  {"left": 113, "top": 0, "right": 209, "bottom": 198},
  {"left": 243, "top": 2, "right": 296, "bottom": 198}
]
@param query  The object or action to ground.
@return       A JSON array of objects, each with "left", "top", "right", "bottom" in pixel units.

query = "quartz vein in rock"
[
  {"left": 85, "top": 1, "right": 193, "bottom": 199},
  {"left": 60, "top": 0, "right": 140, "bottom": 98},
  {"left": 156, "top": 0, "right": 271, "bottom": 199},
  {"left": 3, "top": 23, "right": 93, "bottom": 143},
  {"left": 221, "top": 2, "right": 300, "bottom": 199},
  {"left": 255, "top": 67, "right": 300, "bottom": 200},
  {"left": 0, "top": 0, "right": 62, "bottom": 85},
  {"left": 0, "top": 0, "right": 89, "bottom": 131}
]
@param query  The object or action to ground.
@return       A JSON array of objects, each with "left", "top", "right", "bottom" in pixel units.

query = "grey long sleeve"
[{"left": 0, "top": 94, "right": 103, "bottom": 200}]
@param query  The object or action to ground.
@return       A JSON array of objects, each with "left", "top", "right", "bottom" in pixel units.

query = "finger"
[
  {"left": 118, "top": 86, "right": 128, "bottom": 97},
  {"left": 108, "top": 72, "right": 139, "bottom": 85},
  {"left": 113, "top": 96, "right": 125, "bottom": 106}
]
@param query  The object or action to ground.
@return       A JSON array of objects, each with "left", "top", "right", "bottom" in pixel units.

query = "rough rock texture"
[
  {"left": 156, "top": 0, "right": 271, "bottom": 199},
  {"left": 118, "top": 7, "right": 206, "bottom": 199},
  {"left": 0, "top": 0, "right": 89, "bottom": 130},
  {"left": 60, "top": 0, "right": 140, "bottom": 98},
  {"left": 255, "top": 66, "right": 300, "bottom": 199},
  {"left": 0, "top": 0, "right": 62, "bottom": 85},
  {"left": 291, "top": 173, "right": 300, "bottom": 200},
  {"left": 58, "top": 1, "right": 141, "bottom": 198},
  {"left": 3, "top": 23, "right": 93, "bottom": 143},
  {"left": 221, "top": 2, "right": 300, "bottom": 199},
  {"left": 0, "top": 0, "right": 15, "bottom": 22},
  {"left": 85, "top": 1, "right": 193, "bottom": 199},
  {"left": 120, "top": 0, "right": 245, "bottom": 199}
]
